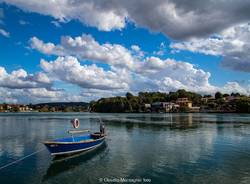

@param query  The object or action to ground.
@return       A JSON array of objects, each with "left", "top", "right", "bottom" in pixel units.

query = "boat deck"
[{"left": 55, "top": 135, "right": 93, "bottom": 143}]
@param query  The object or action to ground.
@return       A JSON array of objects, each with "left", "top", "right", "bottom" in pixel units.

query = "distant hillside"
[
  {"left": 35, "top": 102, "right": 89, "bottom": 107},
  {"left": 90, "top": 90, "right": 250, "bottom": 113},
  {"left": 32, "top": 102, "right": 89, "bottom": 112}
]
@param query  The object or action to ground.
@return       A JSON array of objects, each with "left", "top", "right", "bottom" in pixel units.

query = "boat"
[
  {"left": 43, "top": 118, "right": 106, "bottom": 156},
  {"left": 42, "top": 142, "right": 107, "bottom": 181}
]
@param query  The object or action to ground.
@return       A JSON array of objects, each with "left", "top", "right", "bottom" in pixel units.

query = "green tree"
[
  {"left": 235, "top": 99, "right": 250, "bottom": 113},
  {"left": 223, "top": 94, "right": 229, "bottom": 97},
  {"left": 215, "top": 92, "right": 223, "bottom": 99},
  {"left": 126, "top": 92, "right": 134, "bottom": 100}
]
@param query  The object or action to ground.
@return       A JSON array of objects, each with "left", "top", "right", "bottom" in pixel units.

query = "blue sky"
[{"left": 0, "top": 1, "right": 250, "bottom": 103}]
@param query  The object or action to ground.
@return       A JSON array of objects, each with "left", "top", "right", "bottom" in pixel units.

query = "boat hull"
[{"left": 44, "top": 135, "right": 105, "bottom": 156}]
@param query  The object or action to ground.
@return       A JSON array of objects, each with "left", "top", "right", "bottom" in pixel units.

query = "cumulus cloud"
[
  {"left": 0, "top": 87, "right": 85, "bottom": 104},
  {"left": 0, "top": 67, "right": 64, "bottom": 103},
  {"left": 221, "top": 82, "right": 250, "bottom": 95},
  {"left": 1, "top": 53, "right": 249, "bottom": 103},
  {"left": 170, "top": 23, "right": 250, "bottom": 72},
  {"left": 30, "top": 35, "right": 135, "bottom": 69},
  {"left": 30, "top": 35, "right": 217, "bottom": 94},
  {"left": 1, "top": 0, "right": 126, "bottom": 31},
  {"left": 0, "top": 67, "right": 84, "bottom": 103},
  {"left": 1, "top": 28, "right": 250, "bottom": 103},
  {"left": 18, "top": 1, "right": 250, "bottom": 73},
  {"left": 134, "top": 57, "right": 215, "bottom": 93},
  {"left": 29, "top": 34, "right": 250, "bottom": 97},
  {"left": 3, "top": 0, "right": 250, "bottom": 39},
  {"left": 0, "top": 66, "right": 52, "bottom": 89},
  {"left": 40, "top": 56, "right": 130, "bottom": 90},
  {"left": 30, "top": 37, "right": 57, "bottom": 55}
]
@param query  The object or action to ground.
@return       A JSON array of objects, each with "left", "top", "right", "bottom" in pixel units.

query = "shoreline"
[{"left": 0, "top": 111, "right": 249, "bottom": 114}]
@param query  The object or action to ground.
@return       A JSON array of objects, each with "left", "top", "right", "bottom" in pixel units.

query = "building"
[
  {"left": 6, "top": 105, "right": 12, "bottom": 110},
  {"left": 151, "top": 102, "right": 180, "bottom": 112},
  {"left": 0, "top": 104, "right": 32, "bottom": 112},
  {"left": 144, "top": 104, "right": 151, "bottom": 108},
  {"left": 164, "top": 102, "right": 180, "bottom": 112},
  {"left": 176, "top": 98, "right": 192, "bottom": 108},
  {"left": 201, "top": 97, "right": 215, "bottom": 103},
  {"left": 0, "top": 104, "right": 4, "bottom": 111},
  {"left": 18, "top": 105, "right": 31, "bottom": 112},
  {"left": 189, "top": 106, "right": 200, "bottom": 112},
  {"left": 225, "top": 96, "right": 240, "bottom": 102}
]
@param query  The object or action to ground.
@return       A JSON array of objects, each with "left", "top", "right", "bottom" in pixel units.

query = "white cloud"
[
  {"left": 0, "top": 28, "right": 9, "bottom": 37},
  {"left": 138, "top": 57, "right": 166, "bottom": 73},
  {"left": 1, "top": 27, "right": 250, "bottom": 103},
  {"left": 30, "top": 35, "right": 135, "bottom": 69},
  {"left": 171, "top": 23, "right": 250, "bottom": 72},
  {"left": 51, "top": 20, "right": 61, "bottom": 27},
  {"left": 131, "top": 45, "right": 140, "bottom": 52},
  {"left": 221, "top": 82, "right": 250, "bottom": 95},
  {"left": 131, "top": 45, "right": 144, "bottom": 57},
  {"left": 153, "top": 42, "right": 166, "bottom": 56},
  {"left": 19, "top": 19, "right": 29, "bottom": 25},
  {"left": 25, "top": 88, "right": 63, "bottom": 99},
  {"left": 2, "top": 0, "right": 126, "bottom": 31},
  {"left": 30, "top": 37, "right": 57, "bottom": 55},
  {"left": 80, "top": 88, "right": 126, "bottom": 102},
  {"left": 0, "top": 53, "right": 249, "bottom": 103},
  {"left": 135, "top": 57, "right": 216, "bottom": 93},
  {"left": 30, "top": 35, "right": 218, "bottom": 94},
  {"left": 0, "top": 87, "right": 86, "bottom": 104},
  {"left": 29, "top": 34, "right": 250, "bottom": 97},
  {"left": 40, "top": 56, "right": 130, "bottom": 90},
  {"left": 0, "top": 66, "right": 52, "bottom": 89},
  {"left": 3, "top": 0, "right": 250, "bottom": 39}
]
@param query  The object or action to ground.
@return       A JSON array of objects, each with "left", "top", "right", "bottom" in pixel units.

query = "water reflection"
[
  {"left": 1, "top": 113, "right": 250, "bottom": 184},
  {"left": 42, "top": 143, "right": 107, "bottom": 182},
  {"left": 100, "top": 113, "right": 200, "bottom": 131}
]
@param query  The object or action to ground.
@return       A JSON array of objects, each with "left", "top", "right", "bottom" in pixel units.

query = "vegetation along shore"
[{"left": 1, "top": 89, "right": 249, "bottom": 113}]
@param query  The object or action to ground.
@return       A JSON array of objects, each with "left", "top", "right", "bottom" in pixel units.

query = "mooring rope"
[{"left": 0, "top": 148, "right": 45, "bottom": 171}]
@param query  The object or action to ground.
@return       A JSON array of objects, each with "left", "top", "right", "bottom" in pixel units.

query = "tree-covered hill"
[{"left": 90, "top": 89, "right": 250, "bottom": 113}]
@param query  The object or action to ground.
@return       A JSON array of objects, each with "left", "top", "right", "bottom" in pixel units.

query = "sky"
[{"left": 0, "top": 0, "right": 250, "bottom": 104}]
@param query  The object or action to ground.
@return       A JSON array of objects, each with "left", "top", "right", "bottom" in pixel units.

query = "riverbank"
[
  {"left": 90, "top": 90, "right": 250, "bottom": 113},
  {"left": 1, "top": 90, "right": 250, "bottom": 113}
]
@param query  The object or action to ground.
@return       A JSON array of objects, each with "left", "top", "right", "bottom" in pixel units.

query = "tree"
[
  {"left": 215, "top": 92, "right": 223, "bottom": 99},
  {"left": 235, "top": 99, "right": 250, "bottom": 113},
  {"left": 204, "top": 95, "right": 212, "bottom": 98},
  {"left": 40, "top": 105, "right": 49, "bottom": 112},
  {"left": 177, "top": 89, "right": 187, "bottom": 98},
  {"left": 126, "top": 92, "right": 134, "bottom": 100},
  {"left": 231, "top": 92, "right": 240, "bottom": 97}
]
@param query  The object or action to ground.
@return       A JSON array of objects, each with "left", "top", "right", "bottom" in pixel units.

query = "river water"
[{"left": 0, "top": 113, "right": 250, "bottom": 184}]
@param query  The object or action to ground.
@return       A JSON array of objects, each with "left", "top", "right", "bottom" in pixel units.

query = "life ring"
[{"left": 71, "top": 118, "right": 80, "bottom": 129}]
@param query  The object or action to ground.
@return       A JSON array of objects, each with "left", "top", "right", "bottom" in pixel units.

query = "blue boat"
[{"left": 44, "top": 119, "right": 106, "bottom": 156}]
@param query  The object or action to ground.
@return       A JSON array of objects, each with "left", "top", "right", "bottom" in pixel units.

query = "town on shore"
[{"left": 1, "top": 89, "right": 250, "bottom": 113}]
